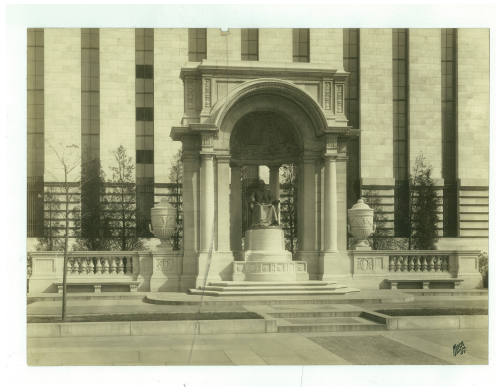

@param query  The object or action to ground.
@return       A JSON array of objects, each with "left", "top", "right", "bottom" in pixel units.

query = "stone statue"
[{"left": 248, "top": 179, "right": 280, "bottom": 228}]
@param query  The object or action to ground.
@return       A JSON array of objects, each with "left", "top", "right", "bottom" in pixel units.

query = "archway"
[
  {"left": 172, "top": 78, "right": 349, "bottom": 287},
  {"left": 229, "top": 111, "right": 301, "bottom": 254}
]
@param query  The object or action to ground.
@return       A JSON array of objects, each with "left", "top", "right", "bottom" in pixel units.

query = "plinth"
[{"left": 240, "top": 227, "right": 308, "bottom": 282}]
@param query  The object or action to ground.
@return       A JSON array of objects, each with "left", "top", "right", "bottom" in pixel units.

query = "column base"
[{"left": 318, "top": 250, "right": 352, "bottom": 281}]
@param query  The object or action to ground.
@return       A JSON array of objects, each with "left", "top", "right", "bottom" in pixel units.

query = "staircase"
[
  {"left": 259, "top": 304, "right": 387, "bottom": 333},
  {"left": 188, "top": 281, "right": 360, "bottom": 296}
]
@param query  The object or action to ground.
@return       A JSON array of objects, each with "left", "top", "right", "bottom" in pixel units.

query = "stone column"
[
  {"left": 301, "top": 156, "right": 317, "bottom": 251},
  {"left": 230, "top": 164, "right": 242, "bottom": 257},
  {"left": 216, "top": 155, "right": 231, "bottom": 253},
  {"left": 199, "top": 153, "right": 215, "bottom": 253},
  {"left": 269, "top": 165, "right": 281, "bottom": 201},
  {"left": 179, "top": 146, "right": 199, "bottom": 290},
  {"left": 323, "top": 154, "right": 338, "bottom": 252}
]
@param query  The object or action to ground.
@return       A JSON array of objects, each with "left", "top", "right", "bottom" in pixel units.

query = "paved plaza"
[{"left": 27, "top": 291, "right": 488, "bottom": 366}]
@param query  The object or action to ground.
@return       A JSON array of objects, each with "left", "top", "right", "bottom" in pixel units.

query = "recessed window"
[
  {"left": 392, "top": 28, "right": 410, "bottom": 237},
  {"left": 136, "top": 107, "right": 154, "bottom": 121},
  {"left": 188, "top": 28, "right": 207, "bottom": 62},
  {"left": 136, "top": 150, "right": 154, "bottom": 164},
  {"left": 241, "top": 29, "right": 258, "bottom": 61},
  {"left": 293, "top": 29, "right": 309, "bottom": 63},
  {"left": 136, "top": 64, "right": 154, "bottom": 79}
]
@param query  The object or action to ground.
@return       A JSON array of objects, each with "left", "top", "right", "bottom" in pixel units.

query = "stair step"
[
  {"left": 205, "top": 284, "right": 347, "bottom": 292},
  {"left": 277, "top": 323, "right": 386, "bottom": 333},
  {"left": 269, "top": 311, "right": 362, "bottom": 318},
  {"left": 208, "top": 281, "right": 337, "bottom": 287},
  {"left": 188, "top": 288, "right": 360, "bottom": 296}
]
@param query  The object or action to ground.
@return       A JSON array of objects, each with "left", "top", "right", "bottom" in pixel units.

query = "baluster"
[
  {"left": 400, "top": 256, "right": 407, "bottom": 272},
  {"left": 426, "top": 256, "right": 432, "bottom": 272},
  {"left": 68, "top": 258, "right": 76, "bottom": 274},
  {"left": 102, "top": 258, "right": 109, "bottom": 274},
  {"left": 85, "top": 258, "right": 91, "bottom": 274},
  {"left": 394, "top": 256, "right": 400, "bottom": 272},
  {"left": 110, "top": 258, "right": 117, "bottom": 274},
  {"left": 419, "top": 256, "right": 425, "bottom": 272},
  {"left": 90, "top": 258, "right": 95, "bottom": 274},
  {"left": 433, "top": 256, "right": 439, "bottom": 272},
  {"left": 411, "top": 256, "right": 417, "bottom": 272},
  {"left": 95, "top": 257, "right": 102, "bottom": 274},
  {"left": 126, "top": 256, "right": 133, "bottom": 275},
  {"left": 442, "top": 256, "right": 449, "bottom": 272},
  {"left": 389, "top": 256, "right": 395, "bottom": 271},
  {"left": 76, "top": 257, "right": 85, "bottom": 275},
  {"left": 117, "top": 257, "right": 124, "bottom": 274}
]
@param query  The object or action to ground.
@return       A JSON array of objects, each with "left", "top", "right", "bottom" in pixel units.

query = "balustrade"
[
  {"left": 67, "top": 254, "right": 134, "bottom": 276},
  {"left": 388, "top": 254, "right": 449, "bottom": 272}
]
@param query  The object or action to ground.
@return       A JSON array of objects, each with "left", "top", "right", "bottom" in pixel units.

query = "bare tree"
[{"left": 49, "top": 143, "right": 80, "bottom": 321}]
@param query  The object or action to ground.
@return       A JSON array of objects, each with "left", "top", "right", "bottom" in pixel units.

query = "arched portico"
[{"left": 172, "top": 69, "right": 352, "bottom": 289}]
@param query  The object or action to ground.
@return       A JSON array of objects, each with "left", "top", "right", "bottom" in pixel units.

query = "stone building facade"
[{"left": 27, "top": 28, "right": 489, "bottom": 268}]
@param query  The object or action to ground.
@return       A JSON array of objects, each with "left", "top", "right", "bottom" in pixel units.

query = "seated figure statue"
[{"left": 248, "top": 179, "right": 280, "bottom": 228}]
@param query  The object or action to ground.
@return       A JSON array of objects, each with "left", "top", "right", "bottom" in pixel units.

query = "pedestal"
[
  {"left": 150, "top": 252, "right": 182, "bottom": 292},
  {"left": 239, "top": 227, "right": 309, "bottom": 281}
]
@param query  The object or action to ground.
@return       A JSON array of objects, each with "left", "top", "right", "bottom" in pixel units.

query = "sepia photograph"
[{"left": 2, "top": 1, "right": 498, "bottom": 390}]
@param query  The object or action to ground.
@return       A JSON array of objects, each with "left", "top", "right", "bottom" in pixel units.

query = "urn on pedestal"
[
  {"left": 149, "top": 197, "right": 177, "bottom": 249},
  {"left": 348, "top": 198, "right": 375, "bottom": 250}
]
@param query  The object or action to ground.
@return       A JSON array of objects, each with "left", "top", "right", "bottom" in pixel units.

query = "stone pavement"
[
  {"left": 28, "top": 328, "right": 487, "bottom": 365},
  {"left": 27, "top": 291, "right": 488, "bottom": 365}
]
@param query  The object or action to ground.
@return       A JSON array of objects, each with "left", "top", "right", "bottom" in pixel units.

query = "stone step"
[
  {"left": 277, "top": 323, "right": 386, "bottom": 333},
  {"left": 205, "top": 284, "right": 347, "bottom": 292},
  {"left": 208, "top": 281, "right": 337, "bottom": 287},
  {"left": 268, "top": 311, "right": 362, "bottom": 318},
  {"left": 188, "top": 288, "right": 360, "bottom": 296}
]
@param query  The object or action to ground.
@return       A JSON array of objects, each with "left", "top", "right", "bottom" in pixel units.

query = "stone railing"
[
  {"left": 350, "top": 249, "right": 483, "bottom": 289},
  {"left": 66, "top": 253, "right": 135, "bottom": 276},
  {"left": 28, "top": 250, "right": 184, "bottom": 294},
  {"left": 388, "top": 254, "right": 449, "bottom": 273}
]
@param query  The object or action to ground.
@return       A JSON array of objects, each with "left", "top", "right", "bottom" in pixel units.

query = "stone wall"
[
  {"left": 359, "top": 29, "right": 395, "bottom": 234},
  {"left": 457, "top": 29, "right": 489, "bottom": 240},
  {"left": 44, "top": 29, "right": 81, "bottom": 183},
  {"left": 99, "top": 29, "right": 136, "bottom": 178}
]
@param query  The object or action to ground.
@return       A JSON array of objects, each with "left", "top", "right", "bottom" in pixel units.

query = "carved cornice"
[
  {"left": 170, "top": 124, "right": 218, "bottom": 141},
  {"left": 180, "top": 61, "right": 340, "bottom": 80}
]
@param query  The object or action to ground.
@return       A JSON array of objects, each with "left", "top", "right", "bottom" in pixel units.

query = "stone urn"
[
  {"left": 348, "top": 198, "right": 375, "bottom": 250},
  {"left": 149, "top": 197, "right": 177, "bottom": 249}
]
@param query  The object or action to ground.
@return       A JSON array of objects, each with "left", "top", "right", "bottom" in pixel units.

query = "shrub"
[{"left": 478, "top": 251, "right": 488, "bottom": 288}]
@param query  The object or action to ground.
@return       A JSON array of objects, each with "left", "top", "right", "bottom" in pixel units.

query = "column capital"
[{"left": 216, "top": 154, "right": 231, "bottom": 164}]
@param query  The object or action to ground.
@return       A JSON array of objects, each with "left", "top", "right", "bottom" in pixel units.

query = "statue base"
[{"left": 235, "top": 227, "right": 308, "bottom": 282}]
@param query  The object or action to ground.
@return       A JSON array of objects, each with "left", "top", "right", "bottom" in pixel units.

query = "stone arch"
[{"left": 209, "top": 79, "right": 328, "bottom": 153}]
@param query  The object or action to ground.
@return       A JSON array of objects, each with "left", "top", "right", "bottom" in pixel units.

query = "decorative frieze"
[
  {"left": 203, "top": 78, "right": 211, "bottom": 109},
  {"left": 200, "top": 133, "right": 214, "bottom": 153},
  {"left": 335, "top": 83, "right": 344, "bottom": 114},
  {"left": 323, "top": 80, "right": 332, "bottom": 110},
  {"left": 325, "top": 133, "right": 338, "bottom": 154}
]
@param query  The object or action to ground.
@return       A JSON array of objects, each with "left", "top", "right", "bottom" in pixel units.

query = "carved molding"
[
  {"left": 335, "top": 84, "right": 344, "bottom": 114},
  {"left": 203, "top": 78, "right": 211, "bottom": 109},
  {"left": 323, "top": 80, "right": 332, "bottom": 110}
]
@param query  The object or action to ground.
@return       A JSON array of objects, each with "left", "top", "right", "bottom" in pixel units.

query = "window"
[
  {"left": 27, "top": 28, "right": 44, "bottom": 237},
  {"left": 135, "top": 29, "right": 155, "bottom": 236},
  {"left": 442, "top": 28, "right": 458, "bottom": 237},
  {"left": 136, "top": 64, "right": 154, "bottom": 79},
  {"left": 136, "top": 107, "right": 154, "bottom": 121},
  {"left": 241, "top": 29, "right": 258, "bottom": 60},
  {"left": 293, "top": 29, "right": 309, "bottom": 62},
  {"left": 392, "top": 29, "right": 410, "bottom": 237},
  {"left": 188, "top": 28, "right": 207, "bottom": 62},
  {"left": 343, "top": 29, "right": 361, "bottom": 210},
  {"left": 136, "top": 150, "right": 154, "bottom": 164}
]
